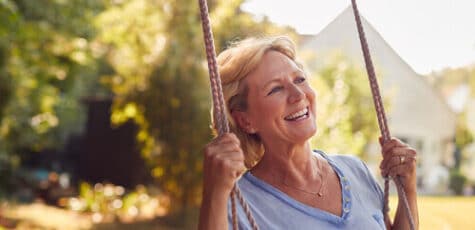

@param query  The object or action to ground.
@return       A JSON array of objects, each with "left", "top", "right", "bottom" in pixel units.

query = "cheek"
[
  {"left": 306, "top": 85, "right": 316, "bottom": 98},
  {"left": 305, "top": 87, "right": 316, "bottom": 103},
  {"left": 259, "top": 100, "right": 281, "bottom": 116},
  {"left": 305, "top": 88, "right": 317, "bottom": 113},
  {"left": 249, "top": 97, "right": 284, "bottom": 122}
]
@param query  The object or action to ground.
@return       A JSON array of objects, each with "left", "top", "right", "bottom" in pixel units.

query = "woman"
[{"left": 199, "top": 36, "right": 418, "bottom": 229}]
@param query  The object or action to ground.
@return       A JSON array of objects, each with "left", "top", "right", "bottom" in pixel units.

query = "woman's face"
[{"left": 240, "top": 50, "right": 317, "bottom": 146}]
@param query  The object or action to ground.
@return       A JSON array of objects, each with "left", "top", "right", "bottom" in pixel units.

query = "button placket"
[{"left": 341, "top": 175, "right": 352, "bottom": 219}]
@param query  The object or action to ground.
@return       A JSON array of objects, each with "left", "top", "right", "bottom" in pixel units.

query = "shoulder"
[{"left": 327, "top": 153, "right": 364, "bottom": 167}]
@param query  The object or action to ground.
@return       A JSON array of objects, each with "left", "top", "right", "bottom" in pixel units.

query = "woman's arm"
[
  {"left": 392, "top": 183, "right": 419, "bottom": 230},
  {"left": 198, "top": 133, "right": 246, "bottom": 230},
  {"left": 379, "top": 138, "right": 419, "bottom": 230},
  {"left": 199, "top": 188, "right": 229, "bottom": 229}
]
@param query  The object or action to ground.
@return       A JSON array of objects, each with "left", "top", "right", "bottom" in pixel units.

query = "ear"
[{"left": 231, "top": 110, "right": 256, "bottom": 134}]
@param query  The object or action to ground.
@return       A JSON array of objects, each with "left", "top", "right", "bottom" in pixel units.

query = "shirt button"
[
  {"left": 342, "top": 177, "right": 347, "bottom": 181},
  {"left": 343, "top": 208, "right": 350, "bottom": 213},
  {"left": 345, "top": 197, "right": 351, "bottom": 202},
  {"left": 344, "top": 185, "right": 350, "bottom": 190}
]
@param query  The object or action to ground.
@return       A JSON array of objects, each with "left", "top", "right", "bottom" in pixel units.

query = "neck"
[{"left": 251, "top": 141, "right": 320, "bottom": 186}]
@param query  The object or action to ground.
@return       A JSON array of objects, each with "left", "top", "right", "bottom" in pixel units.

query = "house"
[{"left": 300, "top": 7, "right": 456, "bottom": 194}]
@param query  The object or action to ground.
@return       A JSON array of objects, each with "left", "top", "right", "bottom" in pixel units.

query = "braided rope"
[
  {"left": 198, "top": 0, "right": 259, "bottom": 229},
  {"left": 234, "top": 185, "right": 260, "bottom": 230},
  {"left": 198, "top": 0, "right": 413, "bottom": 229},
  {"left": 230, "top": 189, "right": 238, "bottom": 230},
  {"left": 350, "top": 1, "right": 416, "bottom": 230}
]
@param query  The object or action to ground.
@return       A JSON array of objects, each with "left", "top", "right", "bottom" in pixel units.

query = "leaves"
[
  {"left": 306, "top": 52, "right": 391, "bottom": 158},
  {"left": 0, "top": 1, "right": 108, "bottom": 188}
]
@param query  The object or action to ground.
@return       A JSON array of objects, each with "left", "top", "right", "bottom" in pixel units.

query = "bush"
[
  {"left": 63, "top": 182, "right": 170, "bottom": 223},
  {"left": 449, "top": 170, "right": 467, "bottom": 195}
]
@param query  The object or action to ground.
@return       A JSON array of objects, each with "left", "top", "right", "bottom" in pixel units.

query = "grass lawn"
[{"left": 389, "top": 196, "right": 475, "bottom": 230}]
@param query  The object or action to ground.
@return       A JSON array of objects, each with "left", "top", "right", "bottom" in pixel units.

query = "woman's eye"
[
  {"left": 294, "top": 77, "right": 306, "bottom": 84},
  {"left": 267, "top": 86, "right": 283, "bottom": 95}
]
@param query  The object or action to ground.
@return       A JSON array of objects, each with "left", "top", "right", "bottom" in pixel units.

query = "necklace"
[{"left": 280, "top": 156, "right": 327, "bottom": 197}]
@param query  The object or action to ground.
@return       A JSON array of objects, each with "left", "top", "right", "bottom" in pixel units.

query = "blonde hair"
[{"left": 214, "top": 36, "right": 301, "bottom": 168}]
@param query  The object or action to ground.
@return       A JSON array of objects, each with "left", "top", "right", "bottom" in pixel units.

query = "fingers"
[
  {"left": 204, "top": 152, "right": 244, "bottom": 175},
  {"left": 218, "top": 133, "right": 241, "bottom": 145},
  {"left": 380, "top": 146, "right": 417, "bottom": 170},
  {"left": 228, "top": 160, "right": 247, "bottom": 178},
  {"left": 380, "top": 152, "right": 417, "bottom": 178},
  {"left": 205, "top": 143, "right": 242, "bottom": 158},
  {"left": 379, "top": 137, "right": 417, "bottom": 178},
  {"left": 379, "top": 137, "right": 407, "bottom": 157},
  {"left": 381, "top": 159, "right": 417, "bottom": 179},
  {"left": 203, "top": 132, "right": 246, "bottom": 182},
  {"left": 213, "top": 150, "right": 245, "bottom": 163},
  {"left": 205, "top": 133, "right": 243, "bottom": 158}
]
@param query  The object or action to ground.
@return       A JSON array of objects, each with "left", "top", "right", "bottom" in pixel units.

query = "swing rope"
[
  {"left": 350, "top": 1, "right": 416, "bottom": 229},
  {"left": 198, "top": 0, "right": 259, "bottom": 229},
  {"left": 198, "top": 0, "right": 415, "bottom": 229}
]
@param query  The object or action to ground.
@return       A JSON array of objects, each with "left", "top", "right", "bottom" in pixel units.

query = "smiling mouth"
[{"left": 284, "top": 107, "right": 309, "bottom": 121}]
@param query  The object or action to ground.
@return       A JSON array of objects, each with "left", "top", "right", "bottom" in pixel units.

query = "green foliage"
[
  {"left": 456, "top": 112, "right": 474, "bottom": 149},
  {"left": 94, "top": 0, "right": 297, "bottom": 216},
  {"left": 92, "top": 0, "right": 205, "bottom": 214},
  {"left": 428, "top": 65, "right": 475, "bottom": 173},
  {"left": 0, "top": 0, "right": 295, "bottom": 216},
  {"left": 307, "top": 53, "right": 389, "bottom": 158},
  {"left": 0, "top": 0, "right": 102, "bottom": 150},
  {"left": 209, "top": 0, "right": 298, "bottom": 51},
  {"left": 449, "top": 169, "right": 467, "bottom": 195},
  {"left": 0, "top": 0, "right": 109, "bottom": 195},
  {"left": 428, "top": 64, "right": 475, "bottom": 97},
  {"left": 0, "top": 0, "right": 386, "bottom": 222},
  {"left": 67, "top": 182, "right": 167, "bottom": 222}
]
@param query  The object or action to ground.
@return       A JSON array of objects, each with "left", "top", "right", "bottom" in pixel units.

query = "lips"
[{"left": 284, "top": 107, "right": 309, "bottom": 121}]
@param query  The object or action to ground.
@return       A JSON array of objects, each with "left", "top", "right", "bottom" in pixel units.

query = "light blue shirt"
[{"left": 228, "top": 150, "right": 386, "bottom": 230}]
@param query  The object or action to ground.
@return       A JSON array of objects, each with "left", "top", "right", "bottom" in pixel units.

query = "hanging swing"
[{"left": 197, "top": 0, "right": 416, "bottom": 229}]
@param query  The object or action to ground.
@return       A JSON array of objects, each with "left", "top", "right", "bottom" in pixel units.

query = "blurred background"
[{"left": 0, "top": 0, "right": 474, "bottom": 229}]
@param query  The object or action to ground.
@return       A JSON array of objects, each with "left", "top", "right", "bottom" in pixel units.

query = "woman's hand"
[
  {"left": 379, "top": 137, "right": 418, "bottom": 193},
  {"left": 203, "top": 133, "right": 247, "bottom": 197},
  {"left": 379, "top": 138, "right": 420, "bottom": 229},
  {"left": 199, "top": 133, "right": 246, "bottom": 230}
]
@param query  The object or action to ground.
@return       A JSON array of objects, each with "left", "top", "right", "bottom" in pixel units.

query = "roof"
[{"left": 300, "top": 6, "right": 456, "bottom": 137}]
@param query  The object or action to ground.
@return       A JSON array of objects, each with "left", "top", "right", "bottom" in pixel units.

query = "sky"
[{"left": 242, "top": 0, "right": 475, "bottom": 75}]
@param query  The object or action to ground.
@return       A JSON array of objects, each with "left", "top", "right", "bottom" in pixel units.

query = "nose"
[{"left": 288, "top": 84, "right": 305, "bottom": 104}]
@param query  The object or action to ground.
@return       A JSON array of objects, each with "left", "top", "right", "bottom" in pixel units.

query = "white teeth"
[{"left": 285, "top": 108, "right": 308, "bottom": 120}]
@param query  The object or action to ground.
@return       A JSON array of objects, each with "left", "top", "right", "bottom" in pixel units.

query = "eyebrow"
[{"left": 261, "top": 70, "right": 305, "bottom": 91}]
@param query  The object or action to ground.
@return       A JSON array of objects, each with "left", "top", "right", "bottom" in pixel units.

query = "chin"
[
  {"left": 305, "top": 129, "right": 317, "bottom": 140},
  {"left": 292, "top": 126, "right": 317, "bottom": 143}
]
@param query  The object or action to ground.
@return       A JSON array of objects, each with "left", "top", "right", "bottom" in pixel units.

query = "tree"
[
  {"left": 0, "top": 0, "right": 108, "bottom": 196},
  {"left": 0, "top": 0, "right": 296, "bottom": 214},
  {"left": 305, "top": 53, "right": 389, "bottom": 159},
  {"left": 93, "top": 0, "right": 296, "bottom": 223},
  {"left": 428, "top": 65, "right": 475, "bottom": 180}
]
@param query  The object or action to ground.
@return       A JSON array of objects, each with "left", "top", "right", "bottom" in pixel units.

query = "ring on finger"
[{"left": 399, "top": 155, "right": 406, "bottom": 164}]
